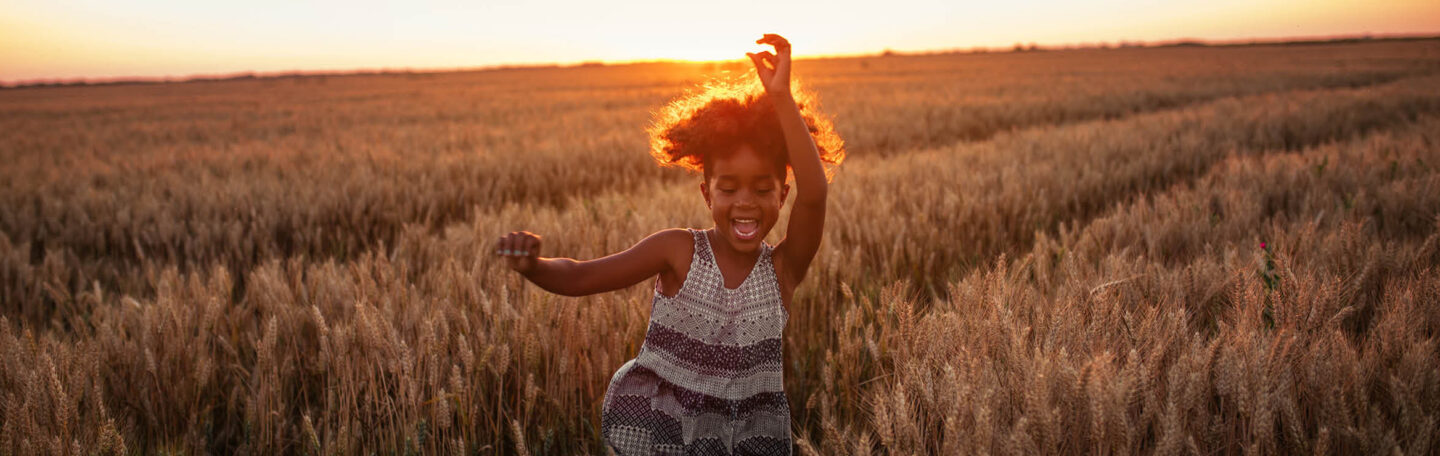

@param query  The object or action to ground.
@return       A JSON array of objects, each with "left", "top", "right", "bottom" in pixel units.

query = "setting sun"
[{"left": 2, "top": 0, "right": 1437, "bottom": 83}]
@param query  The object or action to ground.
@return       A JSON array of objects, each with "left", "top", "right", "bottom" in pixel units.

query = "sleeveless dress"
[{"left": 601, "top": 229, "right": 792, "bottom": 455}]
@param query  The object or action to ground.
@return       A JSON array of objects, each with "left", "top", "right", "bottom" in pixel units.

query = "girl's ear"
[
  {"left": 699, "top": 180, "right": 712, "bottom": 208},
  {"left": 780, "top": 183, "right": 790, "bottom": 204}
]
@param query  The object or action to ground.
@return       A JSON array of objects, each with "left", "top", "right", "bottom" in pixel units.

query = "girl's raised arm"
[
  {"left": 747, "top": 34, "right": 828, "bottom": 289},
  {"left": 496, "top": 229, "right": 691, "bottom": 297}
]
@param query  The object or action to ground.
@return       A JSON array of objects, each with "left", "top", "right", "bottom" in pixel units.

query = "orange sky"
[{"left": 2, "top": 0, "right": 1438, "bottom": 83}]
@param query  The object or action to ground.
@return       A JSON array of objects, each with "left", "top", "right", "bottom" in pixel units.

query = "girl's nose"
[{"left": 735, "top": 193, "right": 759, "bottom": 207}]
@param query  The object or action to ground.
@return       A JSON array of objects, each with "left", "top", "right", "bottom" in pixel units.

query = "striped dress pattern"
[{"left": 601, "top": 229, "right": 792, "bottom": 455}]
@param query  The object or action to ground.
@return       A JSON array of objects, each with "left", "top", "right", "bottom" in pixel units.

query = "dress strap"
[
  {"left": 690, "top": 228, "right": 707, "bottom": 255},
  {"left": 756, "top": 241, "right": 777, "bottom": 288},
  {"left": 691, "top": 228, "right": 715, "bottom": 273}
]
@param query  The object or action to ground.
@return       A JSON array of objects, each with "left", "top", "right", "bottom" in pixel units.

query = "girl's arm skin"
[
  {"left": 495, "top": 229, "right": 692, "bottom": 297},
  {"left": 747, "top": 34, "right": 829, "bottom": 299}
]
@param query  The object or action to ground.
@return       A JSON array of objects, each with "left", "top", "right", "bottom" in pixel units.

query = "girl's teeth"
[{"left": 733, "top": 219, "right": 759, "bottom": 239}]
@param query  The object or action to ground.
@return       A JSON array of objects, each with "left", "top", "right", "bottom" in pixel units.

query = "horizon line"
[{"left": 4, "top": 32, "right": 1437, "bottom": 89}]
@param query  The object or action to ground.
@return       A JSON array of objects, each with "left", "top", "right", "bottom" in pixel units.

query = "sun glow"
[
  {"left": 1, "top": 0, "right": 1437, "bottom": 83},
  {"left": 623, "top": 33, "right": 767, "bottom": 63}
]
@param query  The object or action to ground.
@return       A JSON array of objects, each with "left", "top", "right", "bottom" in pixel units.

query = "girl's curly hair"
[{"left": 648, "top": 77, "right": 845, "bottom": 181}]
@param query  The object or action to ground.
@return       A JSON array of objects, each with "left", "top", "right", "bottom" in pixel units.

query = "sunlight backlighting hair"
[{"left": 648, "top": 76, "right": 846, "bottom": 182}]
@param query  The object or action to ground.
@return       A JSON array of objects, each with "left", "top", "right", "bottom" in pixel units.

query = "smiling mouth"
[{"left": 732, "top": 218, "right": 759, "bottom": 240}]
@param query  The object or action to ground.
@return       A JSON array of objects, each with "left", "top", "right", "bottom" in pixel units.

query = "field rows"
[
  {"left": 807, "top": 115, "right": 1440, "bottom": 454},
  {"left": 0, "top": 40, "right": 1438, "bottom": 454},
  {"left": 3, "top": 42, "right": 1438, "bottom": 322}
]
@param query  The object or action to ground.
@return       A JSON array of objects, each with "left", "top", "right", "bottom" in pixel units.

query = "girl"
[{"left": 495, "top": 34, "right": 843, "bottom": 455}]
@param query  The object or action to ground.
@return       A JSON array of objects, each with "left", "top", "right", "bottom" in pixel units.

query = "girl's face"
[{"left": 701, "top": 145, "right": 788, "bottom": 254}]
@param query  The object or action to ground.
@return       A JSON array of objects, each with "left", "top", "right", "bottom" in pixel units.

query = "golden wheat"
[{"left": 0, "top": 39, "right": 1437, "bottom": 454}]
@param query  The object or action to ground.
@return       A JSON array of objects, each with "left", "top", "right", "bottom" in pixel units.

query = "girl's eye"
[
  {"left": 720, "top": 188, "right": 737, "bottom": 194},
  {"left": 757, "top": 188, "right": 773, "bottom": 194}
]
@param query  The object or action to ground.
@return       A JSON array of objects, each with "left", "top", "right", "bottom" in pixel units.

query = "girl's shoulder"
[
  {"left": 645, "top": 228, "right": 700, "bottom": 298},
  {"left": 641, "top": 228, "right": 699, "bottom": 266},
  {"left": 650, "top": 227, "right": 697, "bottom": 246}
]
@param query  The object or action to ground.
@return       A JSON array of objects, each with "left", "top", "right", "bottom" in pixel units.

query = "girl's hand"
[
  {"left": 747, "top": 34, "right": 792, "bottom": 99},
  {"left": 495, "top": 231, "right": 541, "bottom": 274}
]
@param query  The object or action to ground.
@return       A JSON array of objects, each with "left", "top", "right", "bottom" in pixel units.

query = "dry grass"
[{"left": 1, "top": 39, "right": 1438, "bottom": 454}]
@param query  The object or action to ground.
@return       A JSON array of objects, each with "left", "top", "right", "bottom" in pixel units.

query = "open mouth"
[{"left": 732, "top": 218, "right": 759, "bottom": 241}]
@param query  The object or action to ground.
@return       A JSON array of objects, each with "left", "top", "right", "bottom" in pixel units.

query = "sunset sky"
[{"left": 3, "top": 0, "right": 1438, "bottom": 83}]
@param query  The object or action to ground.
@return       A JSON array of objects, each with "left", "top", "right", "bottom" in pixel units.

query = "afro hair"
[{"left": 648, "top": 77, "right": 844, "bottom": 181}]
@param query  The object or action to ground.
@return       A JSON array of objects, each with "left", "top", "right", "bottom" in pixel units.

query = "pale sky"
[{"left": 2, "top": 0, "right": 1438, "bottom": 83}]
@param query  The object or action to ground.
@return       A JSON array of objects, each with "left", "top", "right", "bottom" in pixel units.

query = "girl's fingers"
[
  {"left": 495, "top": 231, "right": 541, "bottom": 258},
  {"left": 748, "top": 51, "right": 776, "bottom": 70},
  {"left": 747, "top": 53, "right": 770, "bottom": 76},
  {"left": 757, "top": 34, "right": 790, "bottom": 52},
  {"left": 502, "top": 233, "right": 514, "bottom": 256},
  {"left": 524, "top": 236, "right": 538, "bottom": 257}
]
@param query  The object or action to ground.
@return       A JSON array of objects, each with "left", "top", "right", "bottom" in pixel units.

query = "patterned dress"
[{"left": 601, "top": 229, "right": 792, "bottom": 455}]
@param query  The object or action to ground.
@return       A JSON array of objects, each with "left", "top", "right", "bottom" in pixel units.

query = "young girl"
[{"left": 495, "top": 34, "right": 843, "bottom": 455}]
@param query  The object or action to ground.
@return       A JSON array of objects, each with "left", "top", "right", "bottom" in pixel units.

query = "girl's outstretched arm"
[
  {"left": 747, "top": 34, "right": 828, "bottom": 289},
  {"left": 495, "top": 229, "right": 691, "bottom": 297}
]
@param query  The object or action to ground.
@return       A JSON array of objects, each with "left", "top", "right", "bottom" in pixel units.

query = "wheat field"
[{"left": 2, "top": 38, "right": 1440, "bottom": 454}]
